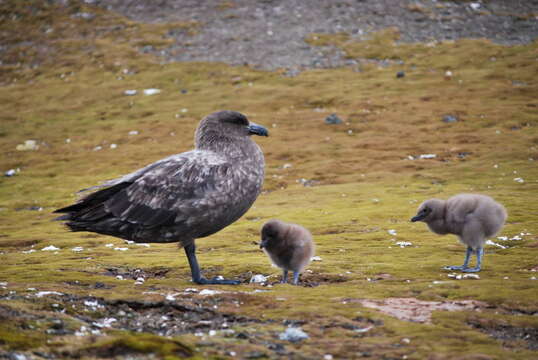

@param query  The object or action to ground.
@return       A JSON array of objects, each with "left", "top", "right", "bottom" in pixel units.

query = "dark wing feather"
[{"left": 103, "top": 151, "right": 231, "bottom": 229}]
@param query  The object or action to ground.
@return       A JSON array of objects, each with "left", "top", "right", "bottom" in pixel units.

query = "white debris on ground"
[
  {"left": 116, "top": 275, "right": 125, "bottom": 280},
  {"left": 72, "top": 247, "right": 84, "bottom": 252},
  {"left": 75, "top": 325, "right": 101, "bottom": 337},
  {"left": 123, "top": 89, "right": 137, "bottom": 96},
  {"left": 22, "top": 249, "right": 36, "bottom": 254},
  {"left": 41, "top": 245, "right": 60, "bottom": 251},
  {"left": 278, "top": 327, "right": 309, "bottom": 342},
  {"left": 110, "top": 143, "right": 117, "bottom": 149},
  {"left": 128, "top": 130, "right": 139, "bottom": 136},
  {"left": 419, "top": 154, "right": 437, "bottom": 159},
  {"left": 387, "top": 229, "right": 397, "bottom": 236},
  {"left": 105, "top": 243, "right": 114, "bottom": 247},
  {"left": 93, "top": 146, "right": 102, "bottom": 151},
  {"left": 469, "top": 2, "right": 481, "bottom": 10},
  {"left": 16, "top": 140, "right": 39, "bottom": 151},
  {"left": 134, "top": 277, "right": 145, "bottom": 285},
  {"left": 485, "top": 240, "right": 507, "bottom": 249},
  {"left": 311, "top": 256, "right": 322, "bottom": 261},
  {"left": 84, "top": 299, "right": 103, "bottom": 310},
  {"left": 513, "top": 177, "right": 524, "bottom": 183},
  {"left": 354, "top": 325, "right": 373, "bottom": 333},
  {"left": 4, "top": 168, "right": 20, "bottom": 177},
  {"left": 114, "top": 247, "right": 128, "bottom": 251},
  {"left": 448, "top": 273, "right": 480, "bottom": 280},
  {"left": 143, "top": 88, "right": 161, "bottom": 95},
  {"left": 184, "top": 288, "right": 199, "bottom": 293},
  {"left": 93, "top": 318, "right": 117, "bottom": 328},
  {"left": 250, "top": 274, "right": 268, "bottom": 283},
  {"left": 396, "top": 241, "right": 412, "bottom": 248},
  {"left": 0, "top": 282, "right": 7, "bottom": 289},
  {"left": 136, "top": 243, "right": 151, "bottom": 247},
  {"left": 35, "top": 291, "right": 64, "bottom": 297},
  {"left": 199, "top": 289, "right": 222, "bottom": 296}
]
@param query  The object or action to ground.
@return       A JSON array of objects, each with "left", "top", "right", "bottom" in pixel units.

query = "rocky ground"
[{"left": 97, "top": 0, "right": 538, "bottom": 70}]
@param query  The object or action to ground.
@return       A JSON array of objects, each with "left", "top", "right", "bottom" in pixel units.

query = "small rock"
[
  {"left": 444, "top": 70, "right": 453, "bottom": 80},
  {"left": 396, "top": 71, "right": 405, "bottom": 78},
  {"left": 143, "top": 88, "right": 161, "bottom": 96},
  {"left": 249, "top": 274, "right": 268, "bottom": 283},
  {"left": 279, "top": 327, "right": 309, "bottom": 342},
  {"left": 180, "top": 89, "right": 188, "bottom": 94},
  {"left": 325, "top": 113, "right": 343, "bottom": 125},
  {"left": 442, "top": 115, "right": 458, "bottom": 123},
  {"left": 123, "top": 89, "right": 137, "bottom": 96}
]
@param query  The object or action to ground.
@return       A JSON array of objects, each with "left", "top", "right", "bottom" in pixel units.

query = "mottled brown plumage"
[
  {"left": 411, "top": 194, "right": 507, "bottom": 272},
  {"left": 260, "top": 219, "right": 314, "bottom": 285},
  {"left": 55, "top": 110, "right": 268, "bottom": 285}
]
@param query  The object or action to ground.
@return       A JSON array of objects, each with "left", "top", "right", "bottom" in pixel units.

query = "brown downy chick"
[
  {"left": 411, "top": 194, "right": 507, "bottom": 272},
  {"left": 260, "top": 219, "right": 314, "bottom": 285}
]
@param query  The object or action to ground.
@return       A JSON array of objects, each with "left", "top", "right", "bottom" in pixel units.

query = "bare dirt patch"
[
  {"left": 97, "top": 0, "right": 538, "bottom": 71},
  {"left": 351, "top": 297, "right": 488, "bottom": 323}
]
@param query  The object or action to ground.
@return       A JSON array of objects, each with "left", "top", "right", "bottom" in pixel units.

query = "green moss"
[{"left": 79, "top": 332, "right": 194, "bottom": 359}]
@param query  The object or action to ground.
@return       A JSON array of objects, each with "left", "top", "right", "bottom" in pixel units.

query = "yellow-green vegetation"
[{"left": 1, "top": 1, "right": 537, "bottom": 358}]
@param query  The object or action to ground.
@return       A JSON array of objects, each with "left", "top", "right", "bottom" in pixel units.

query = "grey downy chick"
[
  {"left": 260, "top": 219, "right": 315, "bottom": 285},
  {"left": 411, "top": 194, "right": 507, "bottom": 272}
]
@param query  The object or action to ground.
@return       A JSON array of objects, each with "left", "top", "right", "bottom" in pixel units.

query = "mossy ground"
[{"left": 0, "top": 1, "right": 537, "bottom": 359}]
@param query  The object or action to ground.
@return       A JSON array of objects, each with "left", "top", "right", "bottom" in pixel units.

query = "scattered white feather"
[
  {"left": 143, "top": 88, "right": 161, "bottom": 95},
  {"left": 419, "top": 154, "right": 437, "bottom": 159},
  {"left": 199, "top": 289, "right": 222, "bottom": 296},
  {"left": 486, "top": 240, "right": 507, "bottom": 249},
  {"left": 35, "top": 291, "right": 64, "bottom": 297},
  {"left": 354, "top": 326, "right": 373, "bottom": 333}
]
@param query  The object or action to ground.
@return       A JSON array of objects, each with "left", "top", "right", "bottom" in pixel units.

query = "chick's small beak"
[
  {"left": 411, "top": 211, "right": 426, "bottom": 222},
  {"left": 259, "top": 239, "right": 267, "bottom": 249},
  {"left": 248, "top": 123, "right": 269, "bottom": 137}
]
